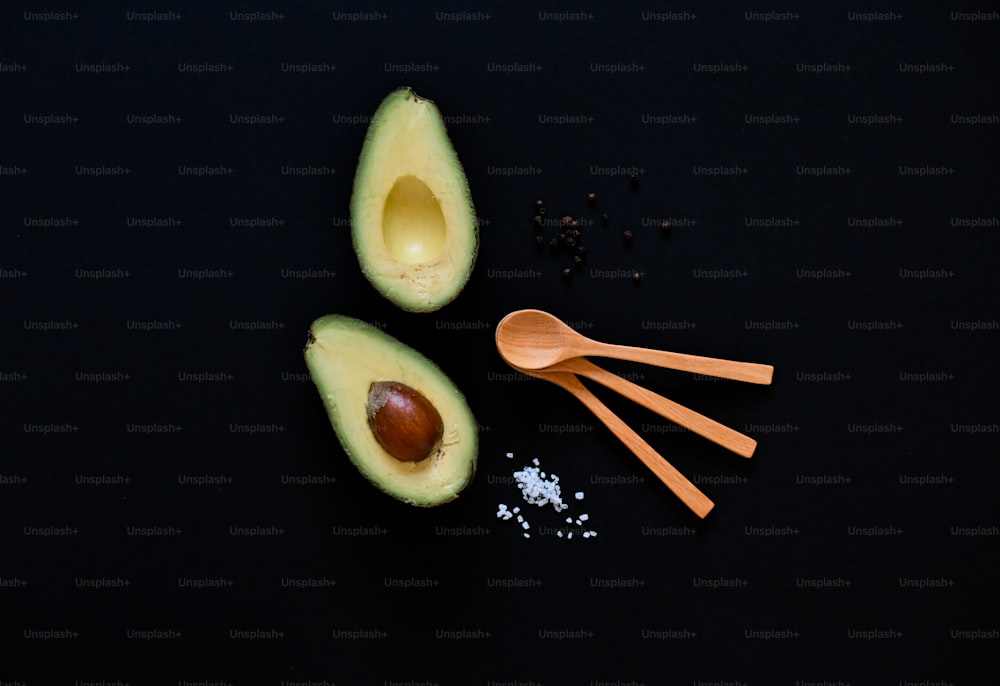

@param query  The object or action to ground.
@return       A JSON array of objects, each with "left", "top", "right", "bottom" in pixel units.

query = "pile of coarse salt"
[{"left": 496, "top": 453, "right": 597, "bottom": 540}]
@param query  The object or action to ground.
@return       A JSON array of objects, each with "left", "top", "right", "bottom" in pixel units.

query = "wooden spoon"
[
  {"left": 496, "top": 309, "right": 774, "bottom": 384},
  {"left": 511, "top": 364, "right": 715, "bottom": 519},
  {"left": 547, "top": 356, "right": 757, "bottom": 458}
]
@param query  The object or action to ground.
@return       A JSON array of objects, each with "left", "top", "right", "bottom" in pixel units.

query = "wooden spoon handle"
[
  {"left": 596, "top": 342, "right": 773, "bottom": 385},
  {"left": 569, "top": 358, "right": 757, "bottom": 458},
  {"left": 554, "top": 372, "right": 714, "bottom": 519}
]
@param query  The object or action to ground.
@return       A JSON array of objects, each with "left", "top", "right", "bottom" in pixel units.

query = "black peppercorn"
[
  {"left": 533, "top": 215, "right": 544, "bottom": 228},
  {"left": 629, "top": 174, "right": 640, "bottom": 188},
  {"left": 562, "top": 268, "right": 572, "bottom": 278},
  {"left": 534, "top": 235, "right": 545, "bottom": 246},
  {"left": 573, "top": 254, "right": 583, "bottom": 265},
  {"left": 549, "top": 237, "right": 560, "bottom": 248},
  {"left": 586, "top": 192, "right": 597, "bottom": 205},
  {"left": 623, "top": 229, "right": 633, "bottom": 241},
  {"left": 600, "top": 213, "right": 609, "bottom": 226},
  {"left": 632, "top": 271, "right": 642, "bottom": 283}
]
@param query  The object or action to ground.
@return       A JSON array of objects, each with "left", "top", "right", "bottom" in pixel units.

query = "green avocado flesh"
[
  {"left": 350, "top": 87, "right": 478, "bottom": 312},
  {"left": 304, "top": 314, "right": 478, "bottom": 507}
]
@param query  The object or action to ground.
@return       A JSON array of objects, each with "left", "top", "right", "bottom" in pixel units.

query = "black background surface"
[{"left": 2, "top": 3, "right": 998, "bottom": 684}]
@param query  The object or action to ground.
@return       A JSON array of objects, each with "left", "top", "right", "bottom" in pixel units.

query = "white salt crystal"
[
  {"left": 513, "top": 465, "right": 566, "bottom": 510},
  {"left": 499, "top": 452, "right": 597, "bottom": 541}
]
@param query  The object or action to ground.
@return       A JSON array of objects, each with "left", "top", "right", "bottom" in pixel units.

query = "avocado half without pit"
[
  {"left": 350, "top": 87, "right": 478, "bottom": 312},
  {"left": 304, "top": 314, "right": 478, "bottom": 507}
]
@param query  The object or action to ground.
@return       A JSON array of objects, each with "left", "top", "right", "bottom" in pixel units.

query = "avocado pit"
[{"left": 366, "top": 380, "right": 444, "bottom": 462}]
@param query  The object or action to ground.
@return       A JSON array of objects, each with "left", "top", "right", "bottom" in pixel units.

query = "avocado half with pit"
[
  {"left": 350, "top": 87, "right": 478, "bottom": 312},
  {"left": 304, "top": 314, "right": 478, "bottom": 507}
]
